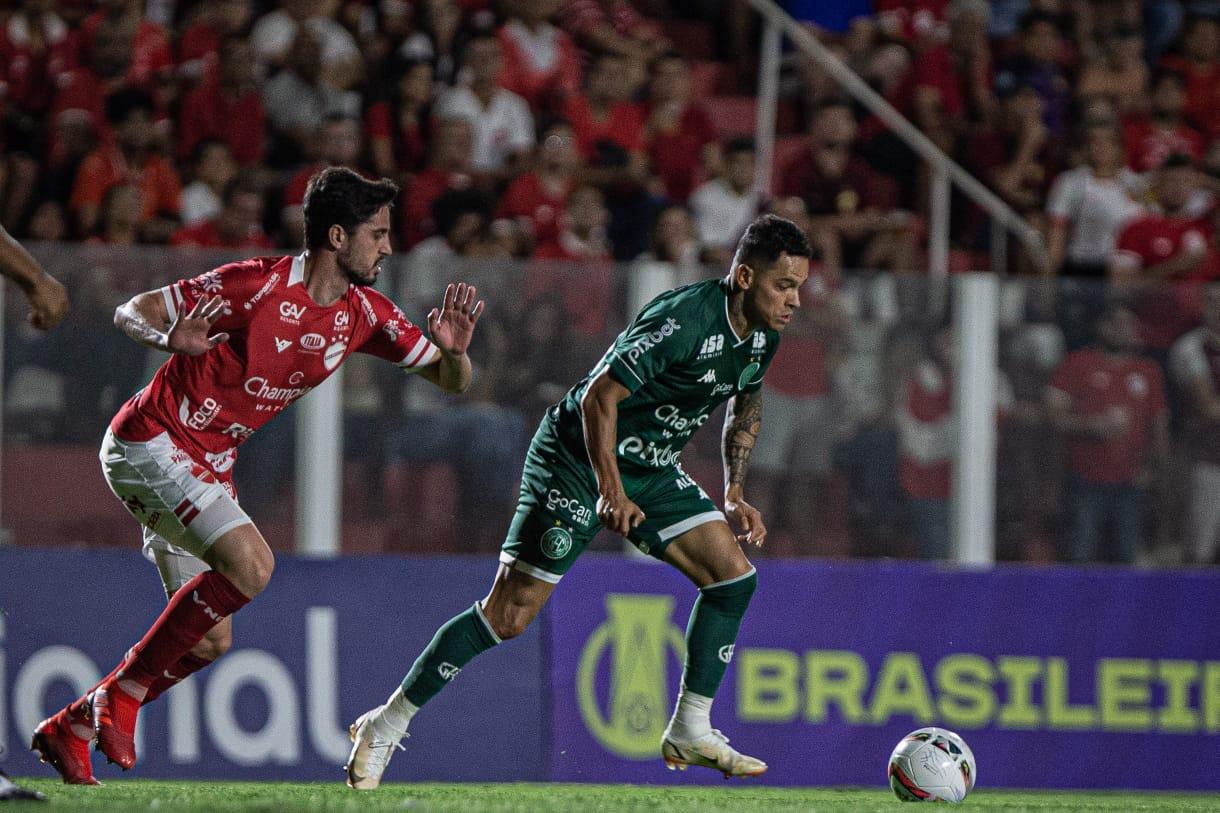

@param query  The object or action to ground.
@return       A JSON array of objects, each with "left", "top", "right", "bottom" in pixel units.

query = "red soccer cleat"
[
  {"left": 30, "top": 706, "right": 100, "bottom": 785},
  {"left": 90, "top": 682, "right": 141, "bottom": 770}
]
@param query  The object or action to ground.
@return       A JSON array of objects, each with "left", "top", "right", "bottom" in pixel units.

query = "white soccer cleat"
[
  {"left": 345, "top": 709, "right": 406, "bottom": 790},
  {"left": 661, "top": 728, "right": 767, "bottom": 779}
]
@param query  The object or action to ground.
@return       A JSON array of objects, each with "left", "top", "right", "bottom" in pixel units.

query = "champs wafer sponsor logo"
[
  {"left": 625, "top": 317, "right": 681, "bottom": 365},
  {"left": 244, "top": 375, "right": 311, "bottom": 406},
  {"left": 242, "top": 272, "right": 280, "bottom": 310}
]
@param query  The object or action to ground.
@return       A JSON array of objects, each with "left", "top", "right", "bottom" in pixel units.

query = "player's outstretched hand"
[
  {"left": 725, "top": 499, "right": 767, "bottom": 547},
  {"left": 166, "top": 295, "right": 230, "bottom": 356},
  {"left": 27, "top": 273, "right": 69, "bottom": 330},
  {"left": 597, "top": 489, "right": 646, "bottom": 537},
  {"left": 427, "top": 282, "right": 485, "bottom": 356}
]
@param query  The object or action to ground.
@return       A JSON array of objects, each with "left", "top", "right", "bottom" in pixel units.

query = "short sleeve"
[
  {"left": 605, "top": 296, "right": 698, "bottom": 393},
  {"left": 356, "top": 291, "right": 439, "bottom": 374},
  {"left": 1114, "top": 222, "right": 1145, "bottom": 270},
  {"left": 160, "top": 259, "right": 269, "bottom": 331},
  {"left": 1046, "top": 170, "right": 1079, "bottom": 223}
]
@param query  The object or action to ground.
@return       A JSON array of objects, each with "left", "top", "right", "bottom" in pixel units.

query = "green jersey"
[{"left": 549, "top": 279, "right": 780, "bottom": 471}]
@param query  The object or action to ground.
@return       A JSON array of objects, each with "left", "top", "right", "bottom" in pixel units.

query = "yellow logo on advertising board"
[{"left": 577, "top": 594, "right": 686, "bottom": 759}]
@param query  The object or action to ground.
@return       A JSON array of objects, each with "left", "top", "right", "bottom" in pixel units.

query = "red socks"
[
  {"left": 142, "top": 653, "right": 214, "bottom": 704},
  {"left": 116, "top": 570, "right": 249, "bottom": 692}
]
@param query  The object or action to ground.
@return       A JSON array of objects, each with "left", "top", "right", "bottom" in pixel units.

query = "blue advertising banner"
[
  {"left": 0, "top": 549, "right": 544, "bottom": 782},
  {"left": 548, "top": 555, "right": 1220, "bottom": 790}
]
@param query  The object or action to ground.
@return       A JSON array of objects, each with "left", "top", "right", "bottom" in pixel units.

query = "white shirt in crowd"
[
  {"left": 1046, "top": 166, "right": 1146, "bottom": 266},
  {"left": 689, "top": 178, "right": 759, "bottom": 250},
  {"left": 435, "top": 87, "right": 535, "bottom": 172},
  {"left": 250, "top": 12, "right": 360, "bottom": 70},
  {"left": 180, "top": 182, "right": 221, "bottom": 226}
]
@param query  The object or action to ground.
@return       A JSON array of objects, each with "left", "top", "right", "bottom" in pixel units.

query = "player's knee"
[
  {"left": 487, "top": 605, "right": 534, "bottom": 641},
  {"left": 217, "top": 548, "right": 275, "bottom": 598}
]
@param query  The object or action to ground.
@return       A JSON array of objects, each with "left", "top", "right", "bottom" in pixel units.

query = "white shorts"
[{"left": 99, "top": 428, "right": 251, "bottom": 593}]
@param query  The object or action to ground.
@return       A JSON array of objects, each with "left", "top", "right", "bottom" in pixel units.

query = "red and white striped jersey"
[{"left": 111, "top": 253, "right": 438, "bottom": 478}]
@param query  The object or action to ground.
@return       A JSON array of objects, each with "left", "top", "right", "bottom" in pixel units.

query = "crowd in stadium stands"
[{"left": 6, "top": 0, "right": 1220, "bottom": 565}]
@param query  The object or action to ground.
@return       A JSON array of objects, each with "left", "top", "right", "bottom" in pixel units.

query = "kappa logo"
[
  {"left": 698, "top": 334, "right": 725, "bottom": 359},
  {"left": 698, "top": 369, "right": 716, "bottom": 384},
  {"left": 274, "top": 337, "right": 292, "bottom": 353},
  {"left": 279, "top": 301, "right": 306, "bottom": 322},
  {"left": 718, "top": 644, "right": 735, "bottom": 664},
  {"left": 437, "top": 662, "right": 462, "bottom": 681}
]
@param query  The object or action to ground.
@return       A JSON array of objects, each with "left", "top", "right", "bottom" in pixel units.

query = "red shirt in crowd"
[
  {"left": 0, "top": 13, "right": 77, "bottom": 115},
  {"left": 496, "top": 172, "right": 572, "bottom": 246},
  {"left": 778, "top": 148, "right": 899, "bottom": 215},
  {"left": 646, "top": 102, "right": 717, "bottom": 202},
  {"left": 365, "top": 102, "right": 430, "bottom": 176},
  {"left": 1114, "top": 214, "right": 1214, "bottom": 349},
  {"left": 1121, "top": 116, "right": 1203, "bottom": 173},
  {"left": 170, "top": 219, "right": 273, "bottom": 250},
  {"left": 496, "top": 21, "right": 582, "bottom": 114},
  {"left": 1048, "top": 350, "right": 1166, "bottom": 484},
  {"left": 400, "top": 168, "right": 474, "bottom": 248},
  {"left": 112, "top": 255, "right": 437, "bottom": 478},
  {"left": 1159, "top": 54, "right": 1220, "bottom": 138},
  {"left": 80, "top": 13, "right": 173, "bottom": 90},
  {"left": 563, "top": 95, "right": 645, "bottom": 162},
  {"left": 69, "top": 145, "right": 182, "bottom": 221},
  {"left": 177, "top": 78, "right": 266, "bottom": 165}
]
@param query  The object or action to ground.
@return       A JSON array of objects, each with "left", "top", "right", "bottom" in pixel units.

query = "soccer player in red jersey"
[{"left": 30, "top": 166, "right": 485, "bottom": 785}]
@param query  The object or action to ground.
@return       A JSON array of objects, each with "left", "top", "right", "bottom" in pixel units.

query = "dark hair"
[
  {"left": 733, "top": 214, "right": 811, "bottom": 270},
  {"left": 1150, "top": 66, "right": 1186, "bottom": 90},
  {"left": 303, "top": 167, "right": 399, "bottom": 250},
  {"left": 190, "top": 137, "right": 231, "bottom": 166},
  {"left": 104, "top": 87, "right": 157, "bottom": 125},
  {"left": 222, "top": 176, "right": 264, "bottom": 206},
  {"left": 1019, "top": 10, "right": 1059, "bottom": 33},
  {"left": 725, "top": 136, "right": 756, "bottom": 156},
  {"left": 1161, "top": 152, "right": 1196, "bottom": 171},
  {"left": 430, "top": 187, "right": 493, "bottom": 239}
]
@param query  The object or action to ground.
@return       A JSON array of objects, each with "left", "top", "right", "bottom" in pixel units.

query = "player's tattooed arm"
[
  {"left": 115, "top": 290, "right": 229, "bottom": 355},
  {"left": 722, "top": 388, "right": 767, "bottom": 546}
]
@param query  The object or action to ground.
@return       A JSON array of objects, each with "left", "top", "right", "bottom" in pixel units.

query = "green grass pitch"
[{"left": 6, "top": 780, "right": 1220, "bottom": 812}]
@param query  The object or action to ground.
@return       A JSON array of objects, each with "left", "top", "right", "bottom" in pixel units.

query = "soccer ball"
[{"left": 887, "top": 727, "right": 976, "bottom": 803}]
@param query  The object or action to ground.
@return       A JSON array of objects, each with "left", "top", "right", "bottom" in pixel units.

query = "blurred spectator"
[
  {"left": 1046, "top": 305, "right": 1168, "bottom": 564},
  {"left": 690, "top": 136, "right": 761, "bottom": 266},
  {"left": 49, "top": 19, "right": 131, "bottom": 163},
  {"left": 1159, "top": 13, "right": 1220, "bottom": 139},
  {"left": 496, "top": 120, "right": 580, "bottom": 254},
  {"left": 22, "top": 199, "right": 69, "bottom": 242},
  {"left": 628, "top": 201, "right": 703, "bottom": 311},
  {"left": 69, "top": 88, "right": 181, "bottom": 242},
  {"left": 745, "top": 263, "right": 844, "bottom": 552},
  {"left": 399, "top": 0, "right": 467, "bottom": 86},
  {"left": 0, "top": 0, "right": 77, "bottom": 158},
  {"left": 435, "top": 34, "right": 535, "bottom": 177},
  {"left": 88, "top": 182, "right": 143, "bottom": 245},
  {"left": 778, "top": 100, "right": 913, "bottom": 276},
  {"left": 262, "top": 28, "right": 360, "bottom": 164},
  {"left": 401, "top": 117, "right": 476, "bottom": 248},
  {"left": 1121, "top": 69, "right": 1204, "bottom": 174},
  {"left": 1046, "top": 125, "right": 1145, "bottom": 278},
  {"left": 401, "top": 186, "right": 499, "bottom": 310},
  {"left": 250, "top": 0, "right": 363, "bottom": 90},
  {"left": 644, "top": 51, "right": 719, "bottom": 203},
  {"left": 177, "top": 35, "right": 266, "bottom": 167},
  {"left": 497, "top": 0, "right": 582, "bottom": 116},
  {"left": 1111, "top": 155, "right": 1211, "bottom": 355},
  {"left": 281, "top": 114, "right": 366, "bottom": 247},
  {"left": 1075, "top": 22, "right": 1149, "bottom": 116},
  {"left": 171, "top": 178, "right": 272, "bottom": 250},
  {"left": 532, "top": 184, "right": 613, "bottom": 336},
  {"left": 180, "top": 139, "right": 238, "bottom": 227},
  {"left": 177, "top": 0, "right": 254, "bottom": 84},
  {"left": 1170, "top": 282, "right": 1220, "bottom": 564},
  {"left": 78, "top": 0, "right": 173, "bottom": 97},
  {"left": 560, "top": 0, "right": 668, "bottom": 63},
  {"left": 366, "top": 56, "right": 435, "bottom": 185},
  {"left": 969, "top": 80, "right": 1056, "bottom": 217},
  {"left": 565, "top": 52, "right": 648, "bottom": 187},
  {"left": 994, "top": 10, "right": 1070, "bottom": 141}
]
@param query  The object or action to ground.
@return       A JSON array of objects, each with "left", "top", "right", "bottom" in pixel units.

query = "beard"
[{"left": 338, "top": 252, "right": 379, "bottom": 287}]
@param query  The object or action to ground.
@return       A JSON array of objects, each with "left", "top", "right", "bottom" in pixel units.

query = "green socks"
[
  {"left": 401, "top": 602, "right": 501, "bottom": 707},
  {"left": 680, "top": 569, "right": 758, "bottom": 697}
]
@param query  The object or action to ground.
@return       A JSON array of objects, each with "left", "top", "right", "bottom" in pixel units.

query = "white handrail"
[{"left": 742, "top": 0, "right": 1048, "bottom": 270}]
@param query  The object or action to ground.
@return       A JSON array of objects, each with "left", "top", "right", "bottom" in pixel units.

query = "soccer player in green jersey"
[{"left": 346, "top": 215, "right": 812, "bottom": 788}]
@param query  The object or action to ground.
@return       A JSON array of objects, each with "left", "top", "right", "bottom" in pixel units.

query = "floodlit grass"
[{"left": 7, "top": 779, "right": 1220, "bottom": 812}]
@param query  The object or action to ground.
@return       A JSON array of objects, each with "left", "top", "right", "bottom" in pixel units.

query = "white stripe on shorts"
[{"left": 657, "top": 510, "right": 727, "bottom": 542}]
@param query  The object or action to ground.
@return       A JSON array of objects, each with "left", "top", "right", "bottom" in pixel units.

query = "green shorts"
[{"left": 500, "top": 419, "right": 725, "bottom": 584}]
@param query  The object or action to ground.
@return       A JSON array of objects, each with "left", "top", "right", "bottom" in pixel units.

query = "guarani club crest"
[{"left": 577, "top": 595, "right": 687, "bottom": 759}]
